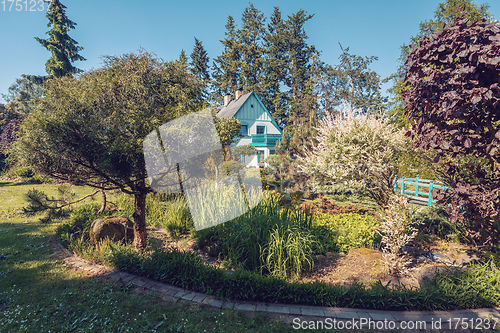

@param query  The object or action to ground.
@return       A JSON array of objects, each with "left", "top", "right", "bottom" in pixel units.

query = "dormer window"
[{"left": 256, "top": 125, "right": 265, "bottom": 135}]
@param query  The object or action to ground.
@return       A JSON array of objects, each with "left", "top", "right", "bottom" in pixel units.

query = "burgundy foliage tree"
[{"left": 403, "top": 15, "right": 500, "bottom": 248}]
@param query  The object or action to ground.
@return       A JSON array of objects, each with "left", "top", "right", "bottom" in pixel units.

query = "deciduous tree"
[
  {"left": 298, "top": 113, "right": 409, "bottom": 209},
  {"left": 402, "top": 16, "right": 500, "bottom": 247}
]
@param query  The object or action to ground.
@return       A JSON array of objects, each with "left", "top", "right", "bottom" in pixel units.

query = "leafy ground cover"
[{"left": 0, "top": 181, "right": 297, "bottom": 333}]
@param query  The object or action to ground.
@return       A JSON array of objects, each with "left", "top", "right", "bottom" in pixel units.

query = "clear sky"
[{"left": 0, "top": 0, "right": 498, "bottom": 104}]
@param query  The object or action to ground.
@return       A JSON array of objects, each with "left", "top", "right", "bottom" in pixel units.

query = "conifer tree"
[
  {"left": 189, "top": 37, "right": 211, "bottom": 99},
  {"left": 190, "top": 38, "right": 211, "bottom": 82},
  {"left": 262, "top": 7, "right": 290, "bottom": 127},
  {"left": 285, "top": 9, "right": 318, "bottom": 124},
  {"left": 178, "top": 49, "right": 188, "bottom": 69},
  {"left": 35, "top": 0, "right": 85, "bottom": 78},
  {"left": 212, "top": 16, "right": 241, "bottom": 97},
  {"left": 238, "top": 3, "right": 266, "bottom": 96}
]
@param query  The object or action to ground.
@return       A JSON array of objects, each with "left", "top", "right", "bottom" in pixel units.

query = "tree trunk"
[
  {"left": 97, "top": 189, "right": 107, "bottom": 215},
  {"left": 133, "top": 191, "right": 148, "bottom": 249}
]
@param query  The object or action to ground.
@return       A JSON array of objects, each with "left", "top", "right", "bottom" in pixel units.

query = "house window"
[
  {"left": 240, "top": 125, "right": 248, "bottom": 135},
  {"left": 256, "top": 125, "right": 265, "bottom": 135},
  {"left": 269, "top": 149, "right": 276, "bottom": 155}
]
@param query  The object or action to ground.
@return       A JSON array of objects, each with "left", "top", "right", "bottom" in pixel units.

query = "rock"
[
  {"left": 414, "top": 265, "right": 450, "bottom": 288},
  {"left": 316, "top": 254, "right": 326, "bottom": 261},
  {"left": 418, "top": 251, "right": 454, "bottom": 265},
  {"left": 326, "top": 252, "right": 335, "bottom": 257},
  {"left": 89, "top": 216, "right": 134, "bottom": 244}
]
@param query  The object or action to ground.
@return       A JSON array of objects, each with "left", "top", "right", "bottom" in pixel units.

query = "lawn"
[{"left": 0, "top": 182, "right": 296, "bottom": 333}]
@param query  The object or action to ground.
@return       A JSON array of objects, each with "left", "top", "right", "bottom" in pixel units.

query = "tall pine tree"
[
  {"left": 190, "top": 38, "right": 211, "bottom": 82},
  {"left": 238, "top": 3, "right": 266, "bottom": 96},
  {"left": 189, "top": 37, "right": 211, "bottom": 99},
  {"left": 262, "top": 7, "right": 290, "bottom": 127},
  {"left": 35, "top": 0, "right": 85, "bottom": 78},
  {"left": 212, "top": 16, "right": 241, "bottom": 98},
  {"left": 285, "top": 9, "right": 318, "bottom": 125}
]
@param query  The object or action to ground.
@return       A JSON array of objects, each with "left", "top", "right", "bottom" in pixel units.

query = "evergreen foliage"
[
  {"left": 14, "top": 52, "right": 203, "bottom": 249},
  {"left": 35, "top": 0, "right": 85, "bottom": 77}
]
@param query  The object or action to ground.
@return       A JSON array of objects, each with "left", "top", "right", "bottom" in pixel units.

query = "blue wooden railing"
[{"left": 394, "top": 175, "right": 449, "bottom": 206}]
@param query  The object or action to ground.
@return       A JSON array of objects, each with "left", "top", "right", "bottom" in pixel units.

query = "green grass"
[{"left": 0, "top": 182, "right": 296, "bottom": 333}]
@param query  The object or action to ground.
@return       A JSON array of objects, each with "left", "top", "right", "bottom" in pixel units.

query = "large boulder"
[{"left": 89, "top": 216, "right": 134, "bottom": 244}]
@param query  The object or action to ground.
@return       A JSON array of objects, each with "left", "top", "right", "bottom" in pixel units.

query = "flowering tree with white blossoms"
[
  {"left": 298, "top": 112, "right": 410, "bottom": 210},
  {"left": 299, "top": 113, "right": 417, "bottom": 274}
]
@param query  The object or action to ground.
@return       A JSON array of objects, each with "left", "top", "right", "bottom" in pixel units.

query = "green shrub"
[
  {"left": 313, "top": 213, "right": 380, "bottom": 253},
  {"left": 55, "top": 203, "right": 102, "bottom": 246},
  {"left": 13, "top": 166, "right": 35, "bottom": 178},
  {"left": 431, "top": 261, "right": 500, "bottom": 309},
  {"left": 111, "top": 192, "right": 194, "bottom": 238},
  {"left": 414, "top": 206, "right": 460, "bottom": 241}
]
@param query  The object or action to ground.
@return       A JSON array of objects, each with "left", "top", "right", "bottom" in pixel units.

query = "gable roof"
[
  {"left": 216, "top": 91, "right": 283, "bottom": 134},
  {"left": 216, "top": 92, "right": 252, "bottom": 119}
]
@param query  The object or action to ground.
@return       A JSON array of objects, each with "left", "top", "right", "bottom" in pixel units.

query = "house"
[{"left": 217, "top": 90, "right": 282, "bottom": 168}]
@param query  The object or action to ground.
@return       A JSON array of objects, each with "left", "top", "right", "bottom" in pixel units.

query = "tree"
[
  {"left": 389, "top": 0, "right": 491, "bottom": 128},
  {"left": 212, "top": 16, "right": 241, "bottom": 97},
  {"left": 298, "top": 113, "right": 409, "bottom": 209},
  {"left": 261, "top": 7, "right": 290, "bottom": 127},
  {"left": 232, "top": 144, "right": 257, "bottom": 157},
  {"left": 35, "top": 0, "right": 85, "bottom": 77},
  {"left": 178, "top": 49, "right": 188, "bottom": 69},
  {"left": 190, "top": 37, "right": 211, "bottom": 99},
  {"left": 14, "top": 52, "right": 203, "bottom": 249},
  {"left": 331, "top": 45, "right": 384, "bottom": 115},
  {"left": 402, "top": 15, "right": 500, "bottom": 248},
  {"left": 238, "top": 3, "right": 266, "bottom": 96},
  {"left": 0, "top": 119, "right": 22, "bottom": 155},
  {"left": 285, "top": 9, "right": 318, "bottom": 124}
]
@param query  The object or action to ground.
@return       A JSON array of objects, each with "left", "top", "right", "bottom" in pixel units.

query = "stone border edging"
[{"left": 49, "top": 237, "right": 500, "bottom": 323}]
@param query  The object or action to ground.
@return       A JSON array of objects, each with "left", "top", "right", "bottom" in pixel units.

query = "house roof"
[{"left": 216, "top": 92, "right": 253, "bottom": 119}]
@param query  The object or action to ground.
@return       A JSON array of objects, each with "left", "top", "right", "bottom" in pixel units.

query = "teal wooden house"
[{"left": 217, "top": 90, "right": 283, "bottom": 167}]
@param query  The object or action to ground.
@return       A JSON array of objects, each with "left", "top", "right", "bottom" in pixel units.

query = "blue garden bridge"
[{"left": 394, "top": 175, "right": 449, "bottom": 206}]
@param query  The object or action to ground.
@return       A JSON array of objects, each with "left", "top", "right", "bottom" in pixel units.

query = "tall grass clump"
[
  {"left": 263, "top": 225, "right": 317, "bottom": 279},
  {"left": 196, "top": 191, "right": 317, "bottom": 278},
  {"left": 112, "top": 192, "right": 194, "bottom": 237},
  {"left": 146, "top": 194, "right": 193, "bottom": 237}
]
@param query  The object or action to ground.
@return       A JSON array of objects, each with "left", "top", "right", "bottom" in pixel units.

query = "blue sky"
[{"left": 0, "top": 0, "right": 499, "bottom": 104}]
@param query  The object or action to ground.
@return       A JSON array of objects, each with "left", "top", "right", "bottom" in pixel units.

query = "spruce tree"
[
  {"left": 35, "top": 0, "right": 85, "bottom": 78},
  {"left": 190, "top": 38, "right": 211, "bottom": 82},
  {"left": 212, "top": 16, "right": 241, "bottom": 98},
  {"left": 285, "top": 10, "right": 318, "bottom": 124},
  {"left": 189, "top": 38, "right": 211, "bottom": 100},
  {"left": 178, "top": 49, "right": 188, "bottom": 69},
  {"left": 262, "top": 7, "right": 289, "bottom": 127},
  {"left": 238, "top": 3, "right": 266, "bottom": 96}
]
